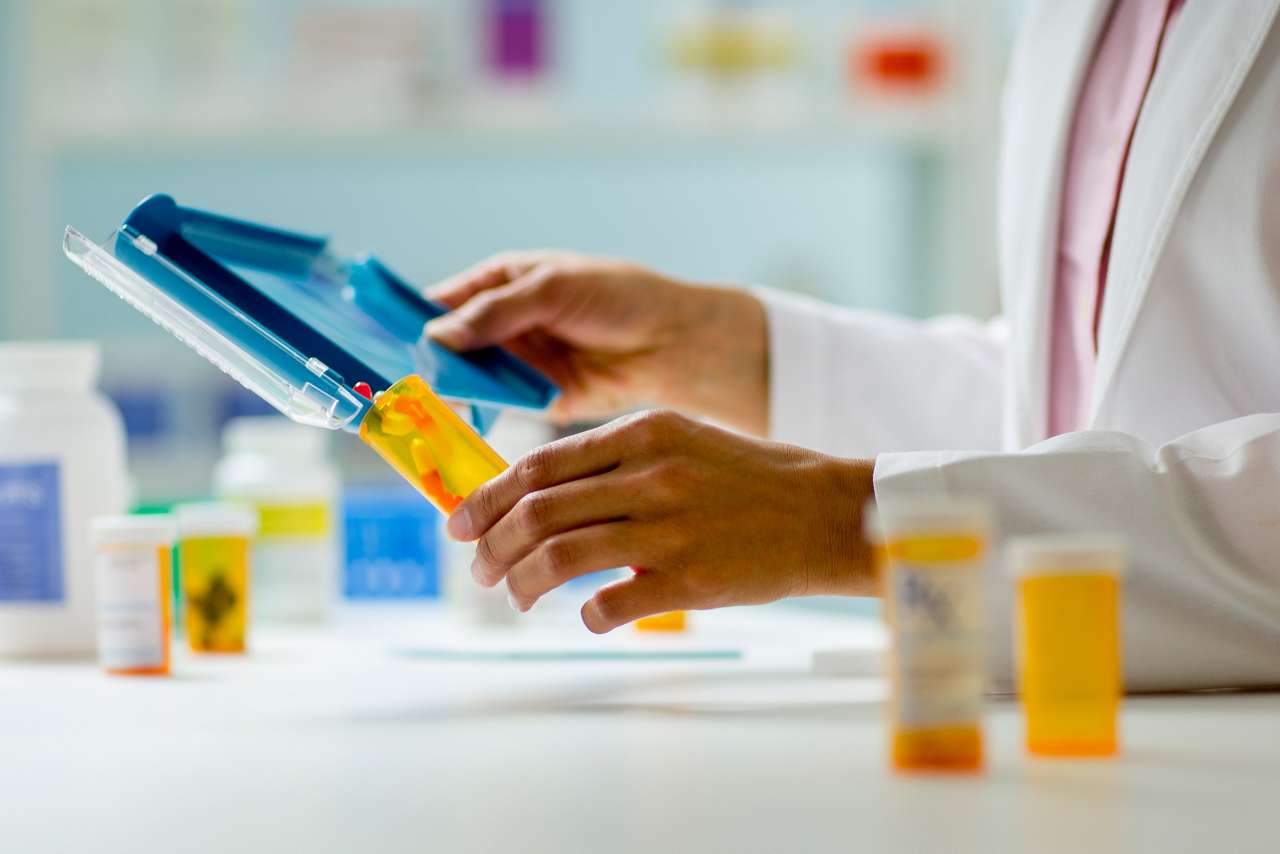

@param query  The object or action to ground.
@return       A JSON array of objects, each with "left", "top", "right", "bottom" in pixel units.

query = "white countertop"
[{"left": 1, "top": 602, "right": 1276, "bottom": 854}]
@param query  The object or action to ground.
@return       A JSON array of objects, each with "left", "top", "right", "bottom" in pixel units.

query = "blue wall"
[
  {"left": 0, "top": 0, "right": 15, "bottom": 337},
  {"left": 52, "top": 137, "right": 933, "bottom": 343}
]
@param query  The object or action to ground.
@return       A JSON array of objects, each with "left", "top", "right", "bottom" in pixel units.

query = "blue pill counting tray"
[{"left": 64, "top": 194, "right": 558, "bottom": 434}]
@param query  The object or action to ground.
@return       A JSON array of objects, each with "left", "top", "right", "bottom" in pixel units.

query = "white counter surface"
[{"left": 1, "top": 603, "right": 1276, "bottom": 854}]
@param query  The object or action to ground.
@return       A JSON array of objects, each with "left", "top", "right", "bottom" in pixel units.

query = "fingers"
[
  {"left": 581, "top": 573, "right": 683, "bottom": 634},
  {"left": 503, "top": 522, "right": 644, "bottom": 612},
  {"left": 425, "top": 272, "right": 561, "bottom": 351},
  {"left": 471, "top": 474, "right": 645, "bottom": 587},
  {"left": 423, "top": 252, "right": 540, "bottom": 309},
  {"left": 446, "top": 425, "right": 626, "bottom": 541}
]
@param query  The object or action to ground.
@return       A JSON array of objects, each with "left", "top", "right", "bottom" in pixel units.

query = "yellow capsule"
[
  {"left": 410, "top": 437, "right": 440, "bottom": 477},
  {"left": 378, "top": 409, "right": 415, "bottom": 437}
]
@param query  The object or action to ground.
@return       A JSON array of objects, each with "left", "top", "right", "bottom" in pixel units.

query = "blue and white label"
[
  {"left": 95, "top": 546, "right": 165, "bottom": 670},
  {"left": 0, "top": 461, "right": 64, "bottom": 602}
]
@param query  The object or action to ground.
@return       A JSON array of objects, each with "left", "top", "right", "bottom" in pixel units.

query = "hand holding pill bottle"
[
  {"left": 1009, "top": 536, "right": 1124, "bottom": 757},
  {"left": 359, "top": 376, "right": 508, "bottom": 516},
  {"left": 881, "top": 499, "right": 990, "bottom": 773}
]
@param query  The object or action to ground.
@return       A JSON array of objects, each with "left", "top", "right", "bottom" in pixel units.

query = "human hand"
[
  {"left": 444, "top": 409, "right": 877, "bottom": 633},
  {"left": 424, "top": 251, "right": 768, "bottom": 435}
]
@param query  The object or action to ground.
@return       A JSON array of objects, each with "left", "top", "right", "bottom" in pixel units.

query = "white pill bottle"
[
  {"left": 213, "top": 416, "right": 341, "bottom": 621},
  {"left": 0, "top": 342, "right": 128, "bottom": 657}
]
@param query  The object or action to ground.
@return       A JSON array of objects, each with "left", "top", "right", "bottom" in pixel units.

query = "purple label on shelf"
[
  {"left": 489, "top": 0, "right": 547, "bottom": 76},
  {"left": 0, "top": 461, "right": 64, "bottom": 602}
]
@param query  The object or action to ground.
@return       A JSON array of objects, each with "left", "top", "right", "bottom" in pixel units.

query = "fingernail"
[
  {"left": 507, "top": 589, "right": 524, "bottom": 613},
  {"left": 425, "top": 318, "right": 466, "bottom": 350},
  {"left": 446, "top": 506, "right": 473, "bottom": 540},
  {"left": 470, "top": 558, "right": 488, "bottom": 587},
  {"left": 580, "top": 601, "right": 606, "bottom": 634}
]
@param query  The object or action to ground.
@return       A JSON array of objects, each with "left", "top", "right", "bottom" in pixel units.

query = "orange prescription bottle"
[
  {"left": 358, "top": 376, "right": 508, "bottom": 516},
  {"left": 881, "top": 500, "right": 990, "bottom": 773},
  {"left": 636, "top": 611, "right": 687, "bottom": 632},
  {"left": 90, "top": 515, "right": 176, "bottom": 676},
  {"left": 175, "top": 503, "right": 256, "bottom": 654},
  {"left": 1009, "top": 536, "right": 1124, "bottom": 757}
]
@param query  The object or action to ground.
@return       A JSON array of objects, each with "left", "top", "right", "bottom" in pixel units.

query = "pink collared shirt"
[{"left": 1047, "top": 0, "right": 1184, "bottom": 437}]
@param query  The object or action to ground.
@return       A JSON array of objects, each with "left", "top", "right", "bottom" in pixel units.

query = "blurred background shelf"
[
  {"left": 42, "top": 107, "right": 960, "bottom": 156},
  {"left": 1, "top": 0, "right": 1020, "bottom": 523}
]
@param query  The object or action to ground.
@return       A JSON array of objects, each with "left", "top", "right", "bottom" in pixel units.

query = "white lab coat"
[{"left": 761, "top": 0, "right": 1280, "bottom": 691}]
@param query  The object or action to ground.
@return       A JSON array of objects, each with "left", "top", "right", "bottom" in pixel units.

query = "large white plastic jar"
[
  {"left": 212, "top": 416, "right": 341, "bottom": 621},
  {"left": 0, "top": 342, "right": 128, "bottom": 657}
]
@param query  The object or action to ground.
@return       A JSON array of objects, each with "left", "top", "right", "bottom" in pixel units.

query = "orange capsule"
[
  {"left": 419, "top": 470, "right": 462, "bottom": 513},
  {"left": 392, "top": 396, "right": 433, "bottom": 428}
]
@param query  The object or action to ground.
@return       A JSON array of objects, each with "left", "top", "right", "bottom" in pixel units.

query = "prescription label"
[
  {"left": 0, "top": 461, "right": 64, "bottom": 602},
  {"left": 887, "top": 558, "right": 986, "bottom": 728},
  {"left": 95, "top": 546, "right": 166, "bottom": 671}
]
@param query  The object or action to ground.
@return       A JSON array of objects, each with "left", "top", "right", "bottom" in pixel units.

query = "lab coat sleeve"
[
  {"left": 757, "top": 287, "right": 1007, "bottom": 457},
  {"left": 874, "top": 414, "right": 1280, "bottom": 692}
]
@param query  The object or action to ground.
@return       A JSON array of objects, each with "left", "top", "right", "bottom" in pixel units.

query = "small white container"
[
  {"left": 212, "top": 416, "right": 341, "bottom": 621},
  {"left": 91, "top": 514, "right": 176, "bottom": 675},
  {"left": 0, "top": 342, "right": 128, "bottom": 658}
]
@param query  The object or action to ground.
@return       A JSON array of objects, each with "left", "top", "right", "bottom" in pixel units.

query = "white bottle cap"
[
  {"left": 0, "top": 340, "right": 100, "bottom": 391},
  {"left": 878, "top": 497, "right": 992, "bottom": 539},
  {"left": 223, "top": 415, "right": 328, "bottom": 459},
  {"left": 90, "top": 514, "right": 177, "bottom": 547},
  {"left": 1007, "top": 535, "right": 1127, "bottom": 578},
  {"left": 175, "top": 502, "right": 258, "bottom": 538}
]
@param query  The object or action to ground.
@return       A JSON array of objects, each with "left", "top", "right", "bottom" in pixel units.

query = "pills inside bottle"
[{"left": 358, "top": 376, "right": 508, "bottom": 516}]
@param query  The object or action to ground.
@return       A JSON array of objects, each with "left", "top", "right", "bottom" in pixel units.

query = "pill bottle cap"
[
  {"left": 90, "top": 514, "right": 177, "bottom": 547},
  {"left": 879, "top": 497, "right": 992, "bottom": 540},
  {"left": 223, "top": 415, "right": 328, "bottom": 459},
  {"left": 1007, "top": 535, "right": 1127, "bottom": 578},
  {"left": 0, "top": 341, "right": 100, "bottom": 392},
  {"left": 175, "top": 502, "right": 258, "bottom": 538}
]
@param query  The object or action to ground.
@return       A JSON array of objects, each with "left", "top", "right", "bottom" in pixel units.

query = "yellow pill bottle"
[
  {"left": 1008, "top": 536, "right": 1124, "bottom": 758},
  {"left": 175, "top": 503, "right": 257, "bottom": 654},
  {"left": 880, "top": 500, "right": 991, "bottom": 773},
  {"left": 359, "top": 376, "right": 508, "bottom": 516}
]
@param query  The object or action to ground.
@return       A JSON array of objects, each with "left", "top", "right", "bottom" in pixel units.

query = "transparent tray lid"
[{"left": 64, "top": 194, "right": 558, "bottom": 434}]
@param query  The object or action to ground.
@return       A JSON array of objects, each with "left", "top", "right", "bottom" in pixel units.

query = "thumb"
[{"left": 425, "top": 274, "right": 558, "bottom": 352}]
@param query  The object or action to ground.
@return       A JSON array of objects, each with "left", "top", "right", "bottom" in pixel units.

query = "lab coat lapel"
[
  {"left": 1002, "top": 0, "right": 1112, "bottom": 447},
  {"left": 1090, "top": 0, "right": 1280, "bottom": 423}
]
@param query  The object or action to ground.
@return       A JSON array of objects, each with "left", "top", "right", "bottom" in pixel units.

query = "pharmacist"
[{"left": 426, "top": 0, "right": 1280, "bottom": 691}]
